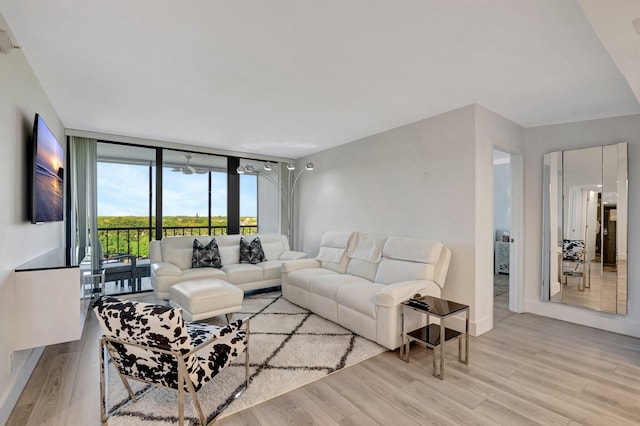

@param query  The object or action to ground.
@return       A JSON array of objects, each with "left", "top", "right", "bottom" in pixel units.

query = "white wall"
[
  {"left": 294, "top": 104, "right": 523, "bottom": 336},
  {"left": 0, "top": 12, "right": 65, "bottom": 422},
  {"left": 524, "top": 114, "right": 640, "bottom": 337},
  {"left": 295, "top": 105, "right": 478, "bottom": 329}
]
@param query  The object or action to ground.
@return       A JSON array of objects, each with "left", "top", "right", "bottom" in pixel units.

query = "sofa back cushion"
[
  {"left": 348, "top": 233, "right": 387, "bottom": 263},
  {"left": 149, "top": 240, "right": 162, "bottom": 263},
  {"left": 157, "top": 234, "right": 291, "bottom": 269},
  {"left": 215, "top": 234, "right": 242, "bottom": 265},
  {"left": 162, "top": 236, "right": 213, "bottom": 270},
  {"left": 346, "top": 233, "right": 387, "bottom": 281},
  {"left": 375, "top": 259, "right": 435, "bottom": 285},
  {"left": 315, "top": 231, "right": 354, "bottom": 273},
  {"left": 244, "top": 233, "right": 289, "bottom": 261},
  {"left": 382, "top": 237, "right": 444, "bottom": 264},
  {"left": 374, "top": 237, "right": 444, "bottom": 286},
  {"left": 346, "top": 259, "right": 380, "bottom": 282}
]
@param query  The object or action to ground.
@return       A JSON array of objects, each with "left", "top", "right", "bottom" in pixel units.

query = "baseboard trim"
[
  {"left": 472, "top": 314, "right": 494, "bottom": 336},
  {"left": 437, "top": 313, "right": 493, "bottom": 338},
  {"left": 0, "top": 346, "right": 44, "bottom": 425}
]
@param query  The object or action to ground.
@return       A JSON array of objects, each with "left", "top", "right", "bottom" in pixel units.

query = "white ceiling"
[
  {"left": 1, "top": 1, "right": 639, "bottom": 159},
  {"left": 577, "top": 0, "right": 640, "bottom": 102}
]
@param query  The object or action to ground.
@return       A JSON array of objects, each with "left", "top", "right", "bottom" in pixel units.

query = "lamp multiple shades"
[{"left": 236, "top": 161, "right": 314, "bottom": 247}]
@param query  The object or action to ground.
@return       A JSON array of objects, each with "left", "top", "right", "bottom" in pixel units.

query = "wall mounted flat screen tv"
[{"left": 30, "top": 113, "right": 64, "bottom": 223}]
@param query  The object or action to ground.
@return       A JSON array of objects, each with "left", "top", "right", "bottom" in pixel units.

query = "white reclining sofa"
[
  {"left": 282, "top": 231, "right": 451, "bottom": 350},
  {"left": 150, "top": 233, "right": 307, "bottom": 299}
]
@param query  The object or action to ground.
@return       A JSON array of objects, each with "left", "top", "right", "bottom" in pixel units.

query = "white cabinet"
[
  {"left": 14, "top": 249, "right": 84, "bottom": 351},
  {"left": 494, "top": 241, "right": 510, "bottom": 274}
]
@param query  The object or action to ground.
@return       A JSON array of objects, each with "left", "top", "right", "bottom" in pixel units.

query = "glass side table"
[{"left": 400, "top": 295, "right": 469, "bottom": 380}]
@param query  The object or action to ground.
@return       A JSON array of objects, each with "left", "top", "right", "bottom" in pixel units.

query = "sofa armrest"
[
  {"left": 278, "top": 250, "right": 308, "bottom": 261},
  {"left": 151, "top": 262, "right": 183, "bottom": 277},
  {"left": 375, "top": 280, "right": 441, "bottom": 307},
  {"left": 281, "top": 258, "right": 321, "bottom": 273}
]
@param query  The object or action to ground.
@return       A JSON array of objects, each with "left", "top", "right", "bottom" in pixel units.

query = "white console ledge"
[{"left": 13, "top": 248, "right": 85, "bottom": 351}]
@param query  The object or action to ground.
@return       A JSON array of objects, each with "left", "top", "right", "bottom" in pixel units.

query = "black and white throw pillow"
[
  {"left": 251, "top": 237, "right": 266, "bottom": 263},
  {"left": 192, "top": 238, "right": 222, "bottom": 268},
  {"left": 239, "top": 237, "right": 267, "bottom": 264}
]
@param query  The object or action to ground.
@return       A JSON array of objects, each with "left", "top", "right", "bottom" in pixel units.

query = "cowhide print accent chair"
[
  {"left": 562, "top": 239, "right": 588, "bottom": 289},
  {"left": 93, "top": 296, "right": 249, "bottom": 426}
]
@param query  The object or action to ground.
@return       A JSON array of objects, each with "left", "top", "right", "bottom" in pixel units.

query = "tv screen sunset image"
[{"left": 34, "top": 115, "right": 64, "bottom": 222}]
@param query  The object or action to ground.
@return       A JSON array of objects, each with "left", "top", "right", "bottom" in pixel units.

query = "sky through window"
[{"left": 97, "top": 163, "right": 256, "bottom": 217}]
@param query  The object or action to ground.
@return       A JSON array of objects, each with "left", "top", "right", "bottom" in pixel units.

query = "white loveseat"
[
  {"left": 149, "top": 233, "right": 307, "bottom": 299},
  {"left": 282, "top": 231, "right": 451, "bottom": 350}
]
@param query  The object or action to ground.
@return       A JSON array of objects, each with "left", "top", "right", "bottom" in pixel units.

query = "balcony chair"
[
  {"left": 134, "top": 257, "right": 151, "bottom": 289},
  {"left": 93, "top": 296, "right": 250, "bottom": 425},
  {"left": 97, "top": 241, "right": 137, "bottom": 290},
  {"left": 562, "top": 239, "right": 590, "bottom": 291}
]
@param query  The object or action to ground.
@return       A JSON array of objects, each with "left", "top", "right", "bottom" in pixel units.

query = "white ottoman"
[{"left": 170, "top": 278, "right": 244, "bottom": 322}]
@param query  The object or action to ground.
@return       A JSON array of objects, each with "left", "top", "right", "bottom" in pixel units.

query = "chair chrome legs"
[
  {"left": 100, "top": 339, "right": 138, "bottom": 424},
  {"left": 99, "top": 338, "right": 107, "bottom": 425},
  {"left": 245, "top": 319, "right": 250, "bottom": 389},
  {"left": 97, "top": 318, "right": 251, "bottom": 426},
  {"left": 179, "top": 357, "right": 206, "bottom": 426},
  {"left": 177, "top": 363, "right": 185, "bottom": 426}
]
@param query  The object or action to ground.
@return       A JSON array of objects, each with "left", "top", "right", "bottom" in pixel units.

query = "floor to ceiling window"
[
  {"left": 93, "top": 144, "right": 268, "bottom": 294},
  {"left": 162, "top": 150, "right": 228, "bottom": 236},
  {"left": 212, "top": 170, "right": 229, "bottom": 232},
  {"left": 97, "top": 143, "right": 156, "bottom": 259},
  {"left": 97, "top": 143, "right": 156, "bottom": 295},
  {"left": 240, "top": 173, "right": 258, "bottom": 234}
]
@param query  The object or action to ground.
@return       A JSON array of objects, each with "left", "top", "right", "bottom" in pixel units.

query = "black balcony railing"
[
  {"left": 162, "top": 225, "right": 228, "bottom": 238},
  {"left": 98, "top": 225, "right": 259, "bottom": 259}
]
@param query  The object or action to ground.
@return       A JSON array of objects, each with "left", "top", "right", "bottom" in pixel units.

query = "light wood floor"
[{"left": 8, "top": 292, "right": 640, "bottom": 425}]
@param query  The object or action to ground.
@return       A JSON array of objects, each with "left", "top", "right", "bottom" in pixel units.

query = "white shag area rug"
[{"left": 106, "top": 291, "right": 386, "bottom": 425}]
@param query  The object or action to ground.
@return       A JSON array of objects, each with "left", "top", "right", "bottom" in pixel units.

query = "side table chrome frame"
[
  {"left": 82, "top": 268, "right": 106, "bottom": 301},
  {"left": 400, "top": 304, "right": 469, "bottom": 380}
]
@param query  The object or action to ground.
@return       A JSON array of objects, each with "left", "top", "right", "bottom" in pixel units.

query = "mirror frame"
[{"left": 541, "top": 142, "right": 628, "bottom": 314}]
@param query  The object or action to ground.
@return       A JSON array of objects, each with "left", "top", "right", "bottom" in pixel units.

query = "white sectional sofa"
[
  {"left": 149, "top": 233, "right": 307, "bottom": 299},
  {"left": 282, "top": 231, "right": 451, "bottom": 350}
]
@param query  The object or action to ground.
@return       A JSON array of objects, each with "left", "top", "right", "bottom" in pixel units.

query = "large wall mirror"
[{"left": 542, "top": 142, "right": 628, "bottom": 314}]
